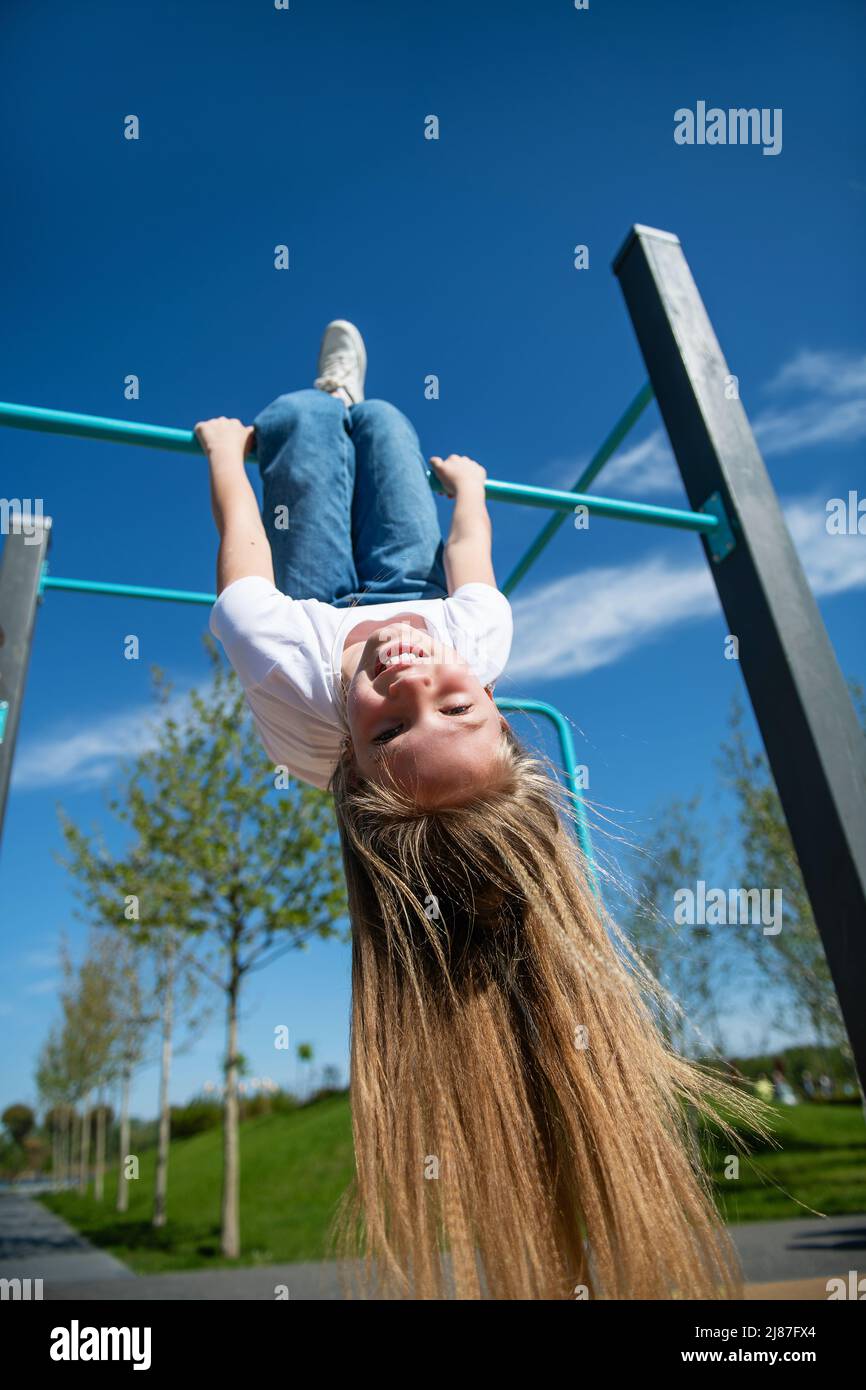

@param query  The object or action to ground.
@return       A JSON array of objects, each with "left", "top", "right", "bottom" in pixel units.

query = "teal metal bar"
[
  {"left": 429, "top": 478, "right": 718, "bottom": 533},
  {"left": 0, "top": 397, "right": 716, "bottom": 535},
  {"left": 502, "top": 381, "right": 655, "bottom": 595},
  {"left": 495, "top": 697, "right": 598, "bottom": 893},
  {"left": 40, "top": 574, "right": 216, "bottom": 605},
  {"left": 0, "top": 400, "right": 211, "bottom": 457}
]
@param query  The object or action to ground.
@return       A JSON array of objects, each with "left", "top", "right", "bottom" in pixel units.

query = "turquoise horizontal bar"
[
  {"left": 430, "top": 474, "right": 718, "bottom": 533},
  {"left": 41, "top": 575, "right": 216, "bottom": 605},
  {"left": 0, "top": 398, "right": 716, "bottom": 533},
  {"left": 0, "top": 400, "right": 211, "bottom": 457}
]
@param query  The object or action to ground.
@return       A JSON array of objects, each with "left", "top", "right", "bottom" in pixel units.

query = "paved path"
[
  {"left": 1, "top": 1193, "right": 863, "bottom": 1300},
  {"left": 46, "top": 1261, "right": 350, "bottom": 1301},
  {"left": 0, "top": 1193, "right": 134, "bottom": 1288},
  {"left": 731, "top": 1212, "right": 866, "bottom": 1284}
]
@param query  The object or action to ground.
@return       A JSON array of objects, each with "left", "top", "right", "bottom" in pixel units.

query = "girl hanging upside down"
[{"left": 199, "top": 321, "right": 763, "bottom": 1300}]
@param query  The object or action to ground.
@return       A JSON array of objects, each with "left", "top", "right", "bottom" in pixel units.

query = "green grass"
[
  {"left": 708, "top": 1102, "right": 866, "bottom": 1224},
  {"left": 40, "top": 1094, "right": 354, "bottom": 1274},
  {"left": 40, "top": 1098, "right": 865, "bottom": 1273}
]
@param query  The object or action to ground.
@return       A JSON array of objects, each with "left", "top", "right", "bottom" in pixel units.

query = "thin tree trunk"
[
  {"left": 65, "top": 1108, "right": 74, "bottom": 1190},
  {"left": 152, "top": 956, "right": 175, "bottom": 1229},
  {"left": 94, "top": 1089, "right": 106, "bottom": 1201},
  {"left": 220, "top": 966, "right": 241, "bottom": 1259},
  {"left": 52, "top": 1122, "right": 61, "bottom": 1192},
  {"left": 63, "top": 1108, "right": 72, "bottom": 1188},
  {"left": 55, "top": 1112, "right": 64, "bottom": 1190},
  {"left": 79, "top": 1096, "right": 91, "bottom": 1195},
  {"left": 70, "top": 1108, "right": 79, "bottom": 1191},
  {"left": 117, "top": 1065, "right": 132, "bottom": 1213}
]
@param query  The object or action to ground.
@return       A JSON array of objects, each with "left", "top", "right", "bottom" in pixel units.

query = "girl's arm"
[
  {"left": 195, "top": 417, "right": 275, "bottom": 594},
  {"left": 429, "top": 454, "right": 496, "bottom": 592}
]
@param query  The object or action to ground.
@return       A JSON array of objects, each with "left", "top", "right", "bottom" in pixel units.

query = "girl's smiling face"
[{"left": 343, "top": 622, "right": 505, "bottom": 804}]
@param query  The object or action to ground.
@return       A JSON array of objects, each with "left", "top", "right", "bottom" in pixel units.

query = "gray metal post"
[
  {"left": 614, "top": 224, "right": 866, "bottom": 1090},
  {"left": 0, "top": 514, "right": 52, "bottom": 851}
]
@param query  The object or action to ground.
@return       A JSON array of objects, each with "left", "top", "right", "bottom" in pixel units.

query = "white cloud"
[
  {"left": 12, "top": 705, "right": 158, "bottom": 790},
  {"left": 24, "top": 977, "right": 60, "bottom": 997},
  {"left": 763, "top": 349, "right": 866, "bottom": 399},
  {"left": 12, "top": 690, "right": 191, "bottom": 792},
  {"left": 21, "top": 949, "right": 59, "bottom": 970},
  {"left": 785, "top": 495, "right": 866, "bottom": 596},
  {"left": 507, "top": 554, "right": 716, "bottom": 681},
  {"left": 506, "top": 492, "right": 866, "bottom": 684},
  {"left": 754, "top": 398, "right": 866, "bottom": 457},
  {"left": 746, "top": 348, "right": 866, "bottom": 458},
  {"left": 595, "top": 429, "right": 680, "bottom": 497},
  {"left": 580, "top": 348, "right": 866, "bottom": 501},
  {"left": 540, "top": 455, "right": 591, "bottom": 492}
]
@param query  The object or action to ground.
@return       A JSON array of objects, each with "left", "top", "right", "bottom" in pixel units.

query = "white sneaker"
[{"left": 314, "top": 320, "right": 367, "bottom": 404}]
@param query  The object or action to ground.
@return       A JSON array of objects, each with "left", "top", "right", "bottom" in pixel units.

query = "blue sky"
[{"left": 1, "top": 0, "right": 864, "bottom": 1116}]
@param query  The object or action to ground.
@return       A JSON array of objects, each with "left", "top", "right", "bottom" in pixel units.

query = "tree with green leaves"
[
  {"left": 60, "top": 809, "right": 204, "bottom": 1229},
  {"left": 57, "top": 933, "right": 122, "bottom": 1199},
  {"left": 624, "top": 797, "right": 729, "bottom": 1058},
  {"left": 58, "top": 643, "right": 347, "bottom": 1257},
  {"left": 2, "top": 1104, "right": 35, "bottom": 1147},
  {"left": 36, "top": 1028, "right": 75, "bottom": 1189},
  {"left": 111, "top": 940, "right": 156, "bottom": 1213},
  {"left": 296, "top": 1042, "right": 315, "bottom": 1100},
  {"left": 719, "top": 693, "right": 864, "bottom": 1057},
  {"left": 52, "top": 976, "right": 91, "bottom": 1192},
  {"left": 54, "top": 943, "right": 93, "bottom": 1192}
]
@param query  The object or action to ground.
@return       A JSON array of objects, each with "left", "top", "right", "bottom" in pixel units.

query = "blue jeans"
[{"left": 253, "top": 389, "right": 448, "bottom": 607}]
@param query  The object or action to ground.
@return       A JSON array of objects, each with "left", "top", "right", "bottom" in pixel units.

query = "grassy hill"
[
  {"left": 41, "top": 1093, "right": 354, "bottom": 1274},
  {"left": 711, "top": 1100, "right": 866, "bottom": 1224},
  {"left": 39, "top": 1095, "right": 866, "bottom": 1274}
]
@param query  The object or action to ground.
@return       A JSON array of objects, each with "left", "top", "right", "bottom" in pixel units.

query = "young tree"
[
  {"left": 296, "top": 1042, "right": 315, "bottom": 1101},
  {"left": 55, "top": 943, "right": 96, "bottom": 1194},
  {"left": 37, "top": 1000, "right": 95, "bottom": 1193},
  {"left": 624, "top": 797, "right": 728, "bottom": 1057},
  {"left": 59, "top": 644, "right": 347, "bottom": 1257},
  {"left": 719, "top": 697, "right": 855, "bottom": 1052},
  {"left": 36, "top": 1029, "right": 73, "bottom": 1189},
  {"left": 143, "top": 652, "right": 347, "bottom": 1256},
  {"left": 111, "top": 941, "right": 155, "bottom": 1213},
  {"left": 150, "top": 933, "right": 185, "bottom": 1228},
  {"left": 59, "top": 816, "right": 204, "bottom": 1229},
  {"left": 57, "top": 934, "right": 122, "bottom": 1199},
  {"left": 1, "top": 1104, "right": 35, "bottom": 1147},
  {"left": 91, "top": 1103, "right": 115, "bottom": 1200}
]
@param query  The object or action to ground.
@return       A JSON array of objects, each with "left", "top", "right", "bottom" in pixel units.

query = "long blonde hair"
[{"left": 330, "top": 726, "right": 765, "bottom": 1299}]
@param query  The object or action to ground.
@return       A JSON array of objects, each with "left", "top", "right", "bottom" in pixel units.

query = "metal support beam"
[
  {"left": 614, "top": 223, "right": 866, "bottom": 1091},
  {"left": 0, "top": 516, "right": 52, "bottom": 851}
]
